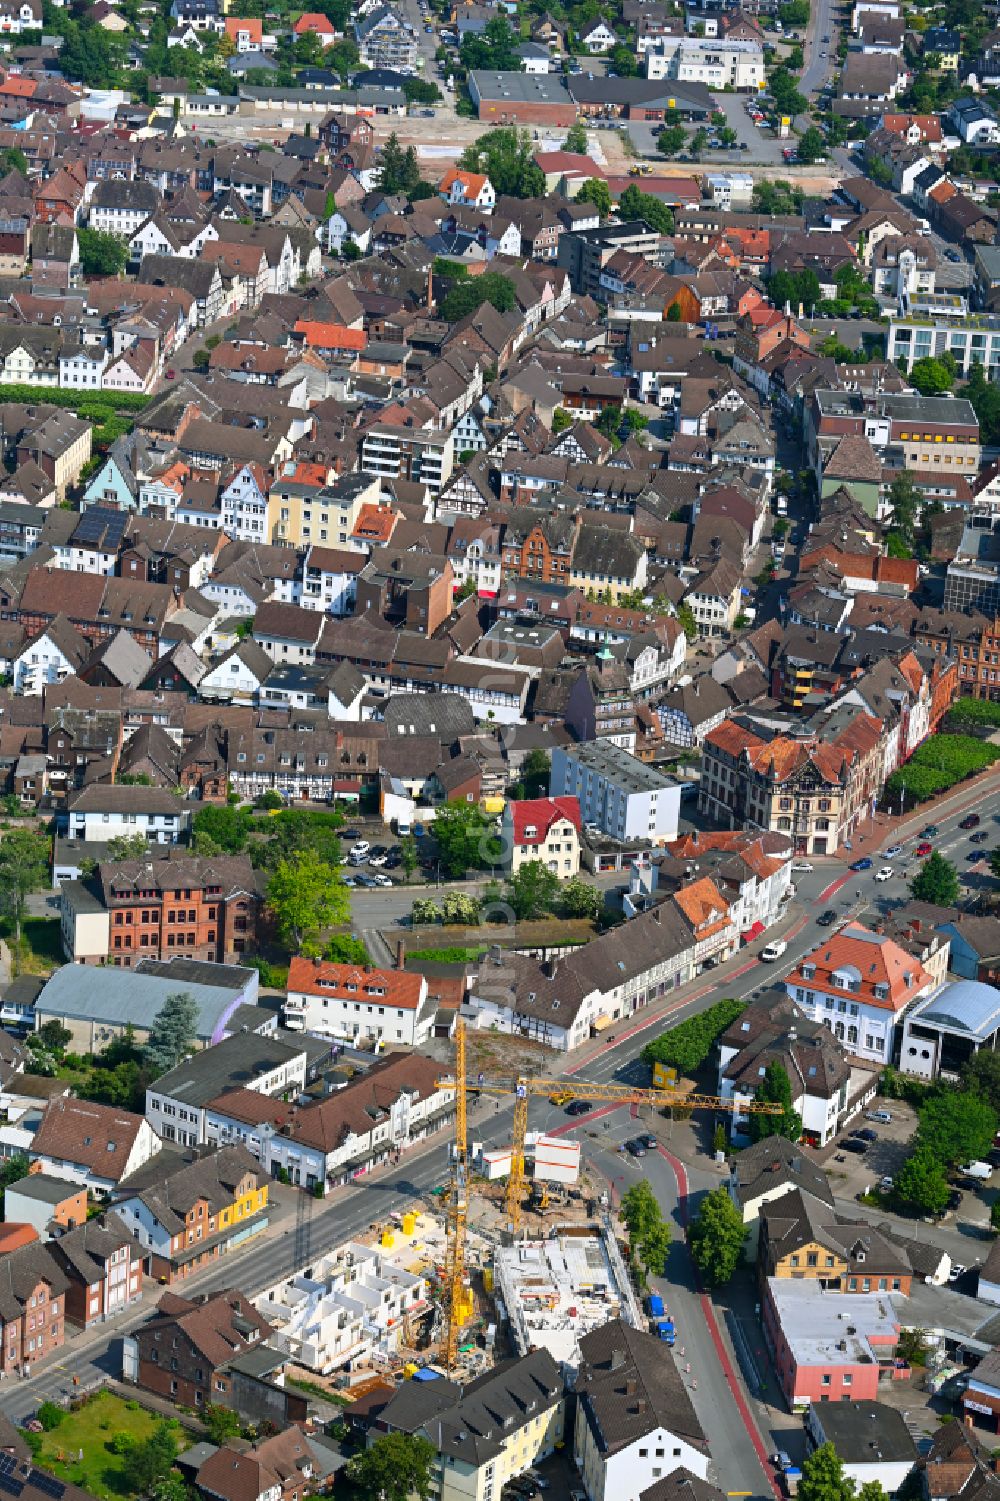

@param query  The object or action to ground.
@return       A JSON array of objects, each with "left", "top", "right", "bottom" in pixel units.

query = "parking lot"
[{"left": 817, "top": 1097, "right": 919, "bottom": 1200}]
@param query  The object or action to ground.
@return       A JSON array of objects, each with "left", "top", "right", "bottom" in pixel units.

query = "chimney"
[
  {"left": 427, "top": 262, "right": 434, "bottom": 313},
  {"left": 396, "top": 940, "right": 405, "bottom": 971},
  {"left": 625, "top": 1378, "right": 638, "bottom": 1396},
  {"left": 610, "top": 1349, "right": 626, "bottom": 1371},
  {"left": 544, "top": 957, "right": 559, "bottom": 979}
]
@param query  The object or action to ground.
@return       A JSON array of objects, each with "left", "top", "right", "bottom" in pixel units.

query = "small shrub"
[{"left": 37, "top": 1403, "right": 64, "bottom": 1432}]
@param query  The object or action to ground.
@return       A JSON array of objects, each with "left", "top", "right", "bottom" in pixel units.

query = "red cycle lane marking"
[{"left": 660, "top": 1146, "right": 782, "bottom": 1501}]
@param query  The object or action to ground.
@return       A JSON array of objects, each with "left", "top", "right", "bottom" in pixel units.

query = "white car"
[
  {"left": 875, "top": 866, "right": 894, "bottom": 882},
  {"left": 368, "top": 852, "right": 388, "bottom": 867},
  {"left": 949, "top": 1264, "right": 967, "bottom": 1282},
  {"left": 349, "top": 840, "right": 371, "bottom": 863},
  {"left": 760, "top": 940, "right": 788, "bottom": 961},
  {"left": 883, "top": 843, "right": 903, "bottom": 858},
  {"left": 369, "top": 872, "right": 392, "bottom": 888},
  {"left": 791, "top": 861, "right": 814, "bottom": 872},
  {"left": 880, "top": 1176, "right": 894, "bottom": 1192}
]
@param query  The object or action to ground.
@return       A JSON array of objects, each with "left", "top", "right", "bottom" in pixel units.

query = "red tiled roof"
[
  {"left": 293, "top": 319, "right": 367, "bottom": 351},
  {"left": 509, "top": 795, "right": 581, "bottom": 846},
  {"left": 287, "top": 957, "right": 425, "bottom": 1010},
  {"left": 787, "top": 922, "right": 933, "bottom": 1013}
]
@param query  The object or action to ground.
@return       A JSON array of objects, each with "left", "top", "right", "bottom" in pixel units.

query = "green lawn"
[
  {"left": 33, "top": 1393, "right": 169, "bottom": 1499},
  {"left": 0, "top": 916, "right": 63, "bottom": 975}
]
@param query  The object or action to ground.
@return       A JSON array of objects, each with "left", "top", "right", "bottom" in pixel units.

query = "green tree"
[
  {"left": 441, "top": 891, "right": 482, "bottom": 925},
  {"left": 0, "top": 147, "right": 27, "bottom": 175},
  {"left": 689, "top": 1185, "right": 747, "bottom": 1286},
  {"left": 657, "top": 123, "right": 687, "bottom": 155},
  {"left": 36, "top": 1402, "right": 64, "bottom": 1432},
  {"left": 963, "top": 1049, "right": 1000, "bottom": 1114},
  {"left": 378, "top": 131, "right": 408, "bottom": 193},
  {"left": 145, "top": 992, "right": 200, "bottom": 1075},
  {"left": 521, "top": 748, "right": 551, "bottom": 798},
  {"left": 798, "top": 1444, "right": 855, "bottom": 1501},
  {"left": 610, "top": 44, "right": 636, "bottom": 75},
  {"left": 506, "top": 860, "right": 559, "bottom": 920},
  {"left": 564, "top": 119, "right": 589, "bottom": 154},
  {"left": 203, "top": 1406, "right": 241, "bottom": 1444},
  {"left": 778, "top": 0, "right": 810, "bottom": 22},
  {"left": 130, "top": 1423, "right": 180, "bottom": 1495},
  {"left": 894, "top": 1143, "right": 950, "bottom": 1216},
  {"left": 576, "top": 177, "right": 612, "bottom": 218},
  {"left": 460, "top": 14, "right": 520, "bottom": 69},
  {"left": 440, "top": 271, "right": 517, "bottom": 322},
  {"left": 552, "top": 407, "right": 573, "bottom": 432},
  {"left": 910, "top": 849, "right": 960, "bottom": 905},
  {"left": 324, "top": 935, "right": 369, "bottom": 964},
  {"left": 400, "top": 833, "right": 418, "bottom": 882},
  {"left": 105, "top": 832, "right": 148, "bottom": 861},
  {"left": 191, "top": 803, "right": 253, "bottom": 854},
  {"left": 617, "top": 182, "right": 674, "bottom": 234},
  {"left": 917, "top": 1090, "right": 998, "bottom": 1167},
  {"left": 752, "top": 180, "right": 804, "bottom": 215},
  {"left": 347, "top": 1432, "right": 437, "bottom": 1501},
  {"left": 964, "top": 361, "right": 1000, "bottom": 445},
  {"left": 991, "top": 1198, "right": 1000, "bottom": 1233},
  {"left": 76, "top": 228, "right": 129, "bottom": 278},
  {"left": 411, "top": 899, "right": 443, "bottom": 926},
  {"left": 193, "top": 349, "right": 211, "bottom": 372},
  {"left": 559, "top": 878, "right": 604, "bottom": 922},
  {"left": 459, "top": 126, "right": 545, "bottom": 198},
  {"left": 431, "top": 802, "right": 502, "bottom": 877},
  {"left": 0, "top": 827, "right": 49, "bottom": 954},
  {"left": 909, "top": 356, "right": 955, "bottom": 396},
  {"left": 266, "top": 849, "right": 350, "bottom": 953},
  {"left": 858, "top": 1484, "right": 888, "bottom": 1501},
  {"left": 638, "top": 1220, "right": 671, "bottom": 1275},
  {"left": 403, "top": 76, "right": 441, "bottom": 104},
  {"left": 750, "top": 1061, "right": 802, "bottom": 1143},
  {"left": 620, "top": 1179, "right": 660, "bottom": 1241},
  {"left": 796, "top": 125, "right": 825, "bottom": 163},
  {"left": 676, "top": 602, "right": 698, "bottom": 642}
]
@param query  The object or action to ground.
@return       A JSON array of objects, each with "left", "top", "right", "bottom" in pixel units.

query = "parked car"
[
  {"left": 875, "top": 866, "right": 894, "bottom": 882},
  {"left": 625, "top": 1139, "right": 646, "bottom": 1157},
  {"left": 637, "top": 1134, "right": 657, "bottom": 1150},
  {"left": 566, "top": 1100, "right": 592, "bottom": 1116},
  {"left": 369, "top": 872, "right": 392, "bottom": 887},
  {"left": 761, "top": 940, "right": 787, "bottom": 961},
  {"left": 971, "top": 831, "right": 991, "bottom": 844},
  {"left": 961, "top": 814, "right": 982, "bottom": 830},
  {"left": 791, "top": 860, "right": 814, "bottom": 872},
  {"left": 880, "top": 1176, "right": 894, "bottom": 1192},
  {"left": 850, "top": 856, "right": 873, "bottom": 871},
  {"left": 856, "top": 1129, "right": 877, "bottom": 1142},
  {"left": 771, "top": 1455, "right": 793, "bottom": 1474},
  {"left": 949, "top": 1263, "right": 968, "bottom": 1281},
  {"left": 866, "top": 1109, "right": 892, "bottom": 1124},
  {"left": 349, "top": 840, "right": 371, "bottom": 863},
  {"left": 817, "top": 909, "right": 838, "bottom": 926},
  {"left": 842, "top": 1139, "right": 867, "bottom": 1154}
]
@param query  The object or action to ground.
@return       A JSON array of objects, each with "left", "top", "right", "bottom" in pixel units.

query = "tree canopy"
[
  {"left": 460, "top": 14, "right": 521, "bottom": 69},
  {"left": 894, "top": 1144, "right": 949, "bottom": 1216},
  {"left": 347, "top": 1433, "right": 437, "bottom": 1501},
  {"left": 440, "top": 271, "right": 517, "bottom": 323},
  {"left": 506, "top": 860, "right": 558, "bottom": 920},
  {"left": 431, "top": 802, "right": 503, "bottom": 878},
  {"left": 909, "top": 354, "right": 956, "bottom": 396},
  {"left": 909, "top": 850, "right": 960, "bottom": 906},
  {"left": 266, "top": 849, "right": 350, "bottom": 954},
  {"left": 642, "top": 998, "right": 745, "bottom": 1074},
  {"left": 459, "top": 127, "right": 545, "bottom": 199},
  {"left": 0, "top": 827, "right": 49, "bottom": 953},
  {"left": 77, "top": 228, "right": 128, "bottom": 278},
  {"left": 145, "top": 992, "right": 200, "bottom": 1075},
  {"left": 617, "top": 183, "right": 674, "bottom": 235},
  {"left": 798, "top": 1444, "right": 856, "bottom": 1501},
  {"left": 916, "top": 1089, "right": 998, "bottom": 1167},
  {"left": 689, "top": 1185, "right": 747, "bottom": 1285},
  {"left": 750, "top": 1061, "right": 802, "bottom": 1143}
]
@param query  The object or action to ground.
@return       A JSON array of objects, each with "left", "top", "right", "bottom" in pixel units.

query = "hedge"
[
  {"left": 641, "top": 997, "right": 746, "bottom": 1075},
  {"left": 0, "top": 384, "right": 151, "bottom": 415},
  {"left": 885, "top": 733, "right": 1000, "bottom": 805},
  {"left": 946, "top": 698, "right": 1000, "bottom": 729}
]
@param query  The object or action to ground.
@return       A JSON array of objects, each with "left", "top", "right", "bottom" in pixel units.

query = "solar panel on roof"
[
  {"left": 0, "top": 1474, "right": 23, "bottom": 1498},
  {"left": 28, "top": 1472, "right": 64, "bottom": 1500},
  {"left": 0, "top": 1458, "right": 15, "bottom": 1478}
]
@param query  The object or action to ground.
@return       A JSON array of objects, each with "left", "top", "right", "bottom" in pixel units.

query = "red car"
[{"left": 915, "top": 841, "right": 933, "bottom": 856}]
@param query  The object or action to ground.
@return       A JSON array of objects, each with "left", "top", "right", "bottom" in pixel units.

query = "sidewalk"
[{"left": 834, "top": 760, "right": 1000, "bottom": 860}]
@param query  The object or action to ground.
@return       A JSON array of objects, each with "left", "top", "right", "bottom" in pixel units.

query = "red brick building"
[
  {"left": 47, "top": 1212, "right": 143, "bottom": 1328},
  {"left": 130, "top": 1288, "right": 273, "bottom": 1409},
  {"left": 0, "top": 1242, "right": 68, "bottom": 1378},
  {"left": 95, "top": 852, "right": 261, "bottom": 966}
]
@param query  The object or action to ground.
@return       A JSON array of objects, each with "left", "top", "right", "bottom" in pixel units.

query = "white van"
[
  {"left": 961, "top": 1160, "right": 993, "bottom": 1180},
  {"left": 761, "top": 940, "right": 787, "bottom": 961}
]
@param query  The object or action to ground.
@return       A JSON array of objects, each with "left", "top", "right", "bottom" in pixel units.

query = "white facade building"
[{"left": 550, "top": 740, "right": 681, "bottom": 846}]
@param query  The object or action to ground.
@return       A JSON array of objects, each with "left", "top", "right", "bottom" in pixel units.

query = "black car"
[
  {"left": 637, "top": 1134, "right": 657, "bottom": 1150},
  {"left": 817, "top": 908, "right": 838, "bottom": 926},
  {"left": 341, "top": 828, "right": 362, "bottom": 841},
  {"left": 856, "top": 1128, "right": 878, "bottom": 1142},
  {"left": 383, "top": 850, "right": 402, "bottom": 869},
  {"left": 921, "top": 824, "right": 939, "bottom": 837},
  {"left": 961, "top": 814, "right": 982, "bottom": 830},
  {"left": 971, "top": 831, "right": 990, "bottom": 845},
  {"left": 625, "top": 1139, "right": 646, "bottom": 1157},
  {"left": 842, "top": 1139, "right": 867, "bottom": 1154},
  {"left": 566, "top": 1100, "right": 592, "bottom": 1116}
]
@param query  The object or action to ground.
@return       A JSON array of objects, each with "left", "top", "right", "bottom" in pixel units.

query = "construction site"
[{"left": 250, "top": 1020, "right": 782, "bottom": 1404}]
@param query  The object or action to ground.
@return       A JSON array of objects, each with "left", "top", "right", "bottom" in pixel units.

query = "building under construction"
[{"left": 493, "top": 1220, "right": 643, "bottom": 1370}]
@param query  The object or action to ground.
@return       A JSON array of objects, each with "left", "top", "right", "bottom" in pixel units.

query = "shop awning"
[
  {"left": 591, "top": 1015, "right": 613, "bottom": 1032},
  {"left": 743, "top": 921, "right": 765, "bottom": 942}
]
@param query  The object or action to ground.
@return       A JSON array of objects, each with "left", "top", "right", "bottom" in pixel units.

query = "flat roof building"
[
  {"left": 468, "top": 70, "right": 577, "bottom": 125},
  {"left": 763, "top": 1278, "right": 900, "bottom": 1411},
  {"left": 899, "top": 978, "right": 1000, "bottom": 1081}
]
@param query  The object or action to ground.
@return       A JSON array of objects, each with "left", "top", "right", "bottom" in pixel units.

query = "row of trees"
[
  {"left": 886, "top": 734, "right": 1000, "bottom": 807},
  {"left": 412, "top": 869, "right": 603, "bottom": 926}
]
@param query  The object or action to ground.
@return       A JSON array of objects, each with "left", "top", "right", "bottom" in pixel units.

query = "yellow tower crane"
[{"left": 441, "top": 1017, "right": 471, "bottom": 1372}]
